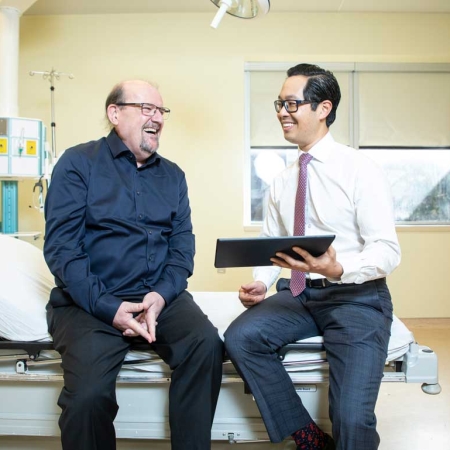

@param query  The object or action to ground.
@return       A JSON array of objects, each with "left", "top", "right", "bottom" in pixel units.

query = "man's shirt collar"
[
  {"left": 106, "top": 129, "right": 161, "bottom": 166},
  {"left": 300, "top": 132, "right": 334, "bottom": 164}
]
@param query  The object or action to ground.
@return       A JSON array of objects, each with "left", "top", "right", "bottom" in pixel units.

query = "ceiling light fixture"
[{"left": 210, "top": 0, "right": 270, "bottom": 29}]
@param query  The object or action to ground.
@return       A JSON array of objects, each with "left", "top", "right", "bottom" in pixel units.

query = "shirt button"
[
  {"left": 138, "top": 214, "right": 143, "bottom": 219},
  {"left": 137, "top": 191, "right": 141, "bottom": 195},
  {"left": 148, "top": 230, "right": 152, "bottom": 234}
]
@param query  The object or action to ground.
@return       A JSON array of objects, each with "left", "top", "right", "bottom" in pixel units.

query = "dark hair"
[{"left": 287, "top": 63, "right": 341, "bottom": 127}]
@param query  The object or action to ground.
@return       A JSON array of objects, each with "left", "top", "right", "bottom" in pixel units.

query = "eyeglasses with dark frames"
[
  {"left": 116, "top": 103, "right": 171, "bottom": 120},
  {"left": 274, "top": 99, "right": 313, "bottom": 113}
]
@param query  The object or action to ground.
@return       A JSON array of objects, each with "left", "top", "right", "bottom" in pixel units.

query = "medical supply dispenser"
[
  {"left": 0, "top": 117, "right": 46, "bottom": 235},
  {"left": 0, "top": 117, "right": 46, "bottom": 177}
]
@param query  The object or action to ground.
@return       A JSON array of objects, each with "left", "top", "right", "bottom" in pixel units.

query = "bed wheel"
[{"left": 421, "top": 383, "right": 441, "bottom": 395}]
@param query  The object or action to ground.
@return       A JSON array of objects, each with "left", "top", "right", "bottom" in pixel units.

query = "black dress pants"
[{"left": 47, "top": 290, "right": 224, "bottom": 450}]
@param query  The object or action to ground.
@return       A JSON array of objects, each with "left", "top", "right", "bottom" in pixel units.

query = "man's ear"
[
  {"left": 319, "top": 100, "right": 333, "bottom": 121},
  {"left": 106, "top": 104, "right": 119, "bottom": 125}
]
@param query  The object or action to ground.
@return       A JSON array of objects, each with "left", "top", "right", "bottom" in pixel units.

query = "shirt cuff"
[
  {"left": 253, "top": 266, "right": 281, "bottom": 291},
  {"left": 94, "top": 293, "right": 124, "bottom": 325},
  {"left": 152, "top": 280, "right": 177, "bottom": 305},
  {"left": 338, "top": 256, "right": 380, "bottom": 284}
]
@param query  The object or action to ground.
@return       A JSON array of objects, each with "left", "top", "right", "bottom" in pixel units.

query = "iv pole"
[
  {"left": 28, "top": 68, "right": 74, "bottom": 211},
  {"left": 29, "top": 68, "right": 74, "bottom": 161}
]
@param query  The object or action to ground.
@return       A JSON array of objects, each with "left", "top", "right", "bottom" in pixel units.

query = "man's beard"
[{"left": 140, "top": 138, "right": 159, "bottom": 155}]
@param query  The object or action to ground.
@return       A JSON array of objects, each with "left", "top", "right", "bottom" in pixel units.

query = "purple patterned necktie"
[{"left": 290, "top": 152, "right": 313, "bottom": 297}]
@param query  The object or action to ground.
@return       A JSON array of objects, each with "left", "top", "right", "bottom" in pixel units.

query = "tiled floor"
[{"left": 0, "top": 319, "right": 448, "bottom": 450}]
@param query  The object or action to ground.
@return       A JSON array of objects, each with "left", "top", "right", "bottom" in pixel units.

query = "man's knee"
[
  {"left": 190, "top": 322, "right": 224, "bottom": 365},
  {"left": 201, "top": 326, "right": 224, "bottom": 355},
  {"left": 224, "top": 317, "right": 265, "bottom": 360}
]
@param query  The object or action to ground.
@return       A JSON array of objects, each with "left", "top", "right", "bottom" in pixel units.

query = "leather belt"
[{"left": 305, "top": 278, "right": 335, "bottom": 288}]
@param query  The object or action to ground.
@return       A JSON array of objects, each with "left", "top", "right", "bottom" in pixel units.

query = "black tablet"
[{"left": 214, "top": 235, "right": 336, "bottom": 268}]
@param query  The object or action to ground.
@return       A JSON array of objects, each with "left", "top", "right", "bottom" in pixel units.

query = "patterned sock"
[{"left": 291, "top": 421, "right": 330, "bottom": 449}]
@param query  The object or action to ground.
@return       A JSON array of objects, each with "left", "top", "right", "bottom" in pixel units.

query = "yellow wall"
[{"left": 15, "top": 12, "right": 450, "bottom": 318}]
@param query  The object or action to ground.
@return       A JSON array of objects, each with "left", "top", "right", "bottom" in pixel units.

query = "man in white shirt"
[{"left": 224, "top": 63, "right": 401, "bottom": 450}]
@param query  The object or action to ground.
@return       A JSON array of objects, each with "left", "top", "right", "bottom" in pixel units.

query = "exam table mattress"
[{"left": 0, "top": 291, "right": 415, "bottom": 374}]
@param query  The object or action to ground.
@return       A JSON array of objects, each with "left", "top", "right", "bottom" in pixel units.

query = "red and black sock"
[{"left": 292, "top": 421, "right": 330, "bottom": 449}]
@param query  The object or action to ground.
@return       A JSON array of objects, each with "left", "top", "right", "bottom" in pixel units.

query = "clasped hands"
[{"left": 112, "top": 292, "right": 165, "bottom": 344}]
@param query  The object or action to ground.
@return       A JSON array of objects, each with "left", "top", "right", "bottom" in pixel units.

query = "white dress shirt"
[{"left": 254, "top": 132, "right": 401, "bottom": 290}]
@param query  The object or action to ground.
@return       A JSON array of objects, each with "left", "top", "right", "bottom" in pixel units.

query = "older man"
[{"left": 44, "top": 80, "right": 223, "bottom": 450}]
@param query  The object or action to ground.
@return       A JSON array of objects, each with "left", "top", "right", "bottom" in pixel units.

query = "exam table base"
[{"left": 0, "top": 341, "right": 440, "bottom": 442}]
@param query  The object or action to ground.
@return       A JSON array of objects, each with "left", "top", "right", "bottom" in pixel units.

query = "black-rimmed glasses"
[
  {"left": 116, "top": 103, "right": 171, "bottom": 120},
  {"left": 274, "top": 99, "right": 312, "bottom": 113}
]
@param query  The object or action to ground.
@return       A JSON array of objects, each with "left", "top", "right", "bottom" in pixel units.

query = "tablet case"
[{"left": 214, "top": 235, "right": 336, "bottom": 268}]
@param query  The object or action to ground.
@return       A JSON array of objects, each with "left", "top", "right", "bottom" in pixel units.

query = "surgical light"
[{"left": 210, "top": 0, "right": 270, "bottom": 29}]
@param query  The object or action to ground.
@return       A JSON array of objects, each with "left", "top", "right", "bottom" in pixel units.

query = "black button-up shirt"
[{"left": 44, "top": 130, "right": 195, "bottom": 324}]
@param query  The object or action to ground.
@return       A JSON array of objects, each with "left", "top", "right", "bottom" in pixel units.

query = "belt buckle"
[{"left": 306, "top": 278, "right": 327, "bottom": 288}]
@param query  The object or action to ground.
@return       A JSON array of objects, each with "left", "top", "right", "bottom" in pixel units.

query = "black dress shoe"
[
  {"left": 296, "top": 434, "right": 335, "bottom": 450},
  {"left": 323, "top": 434, "right": 336, "bottom": 449}
]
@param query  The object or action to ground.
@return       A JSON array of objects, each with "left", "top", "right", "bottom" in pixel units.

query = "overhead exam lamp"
[{"left": 210, "top": 0, "right": 270, "bottom": 29}]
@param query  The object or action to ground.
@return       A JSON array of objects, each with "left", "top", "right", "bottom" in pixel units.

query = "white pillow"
[{"left": 0, "top": 235, "right": 54, "bottom": 341}]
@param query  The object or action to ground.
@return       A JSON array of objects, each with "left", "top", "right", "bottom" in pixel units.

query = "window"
[
  {"left": 361, "top": 149, "right": 450, "bottom": 223},
  {"left": 250, "top": 147, "right": 297, "bottom": 222},
  {"left": 245, "top": 62, "right": 450, "bottom": 227}
]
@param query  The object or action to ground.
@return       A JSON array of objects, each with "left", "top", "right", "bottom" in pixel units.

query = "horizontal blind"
[{"left": 359, "top": 72, "right": 450, "bottom": 147}]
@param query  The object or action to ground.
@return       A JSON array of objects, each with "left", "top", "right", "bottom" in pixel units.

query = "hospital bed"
[{"left": 0, "top": 235, "right": 441, "bottom": 443}]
